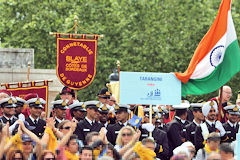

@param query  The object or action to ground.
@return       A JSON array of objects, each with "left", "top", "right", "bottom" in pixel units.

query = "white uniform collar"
[
  {"left": 205, "top": 119, "right": 215, "bottom": 126},
  {"left": 119, "top": 121, "right": 128, "bottom": 126},
  {"left": 227, "top": 120, "right": 237, "bottom": 128},
  {"left": 193, "top": 119, "right": 202, "bottom": 126},
  {"left": 55, "top": 117, "right": 64, "bottom": 124},
  {"left": 85, "top": 117, "right": 95, "bottom": 125},
  {"left": 175, "top": 116, "right": 186, "bottom": 124},
  {"left": 29, "top": 115, "right": 39, "bottom": 122}
]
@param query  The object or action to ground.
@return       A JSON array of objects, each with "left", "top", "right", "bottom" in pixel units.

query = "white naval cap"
[
  {"left": 0, "top": 96, "right": 16, "bottom": 108},
  {"left": 84, "top": 100, "right": 100, "bottom": 109},
  {"left": 68, "top": 100, "right": 86, "bottom": 112},
  {"left": 224, "top": 105, "right": 240, "bottom": 115},
  {"left": 172, "top": 100, "right": 190, "bottom": 110},
  {"left": 98, "top": 103, "right": 110, "bottom": 113},
  {"left": 27, "top": 97, "right": 46, "bottom": 109},
  {"left": 15, "top": 97, "right": 26, "bottom": 106},
  {"left": 191, "top": 103, "right": 204, "bottom": 109},
  {"left": 51, "top": 99, "right": 69, "bottom": 109},
  {"left": 202, "top": 100, "right": 218, "bottom": 117},
  {"left": 114, "top": 104, "right": 130, "bottom": 113}
]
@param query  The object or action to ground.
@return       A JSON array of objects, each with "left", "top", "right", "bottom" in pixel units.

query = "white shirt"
[
  {"left": 227, "top": 120, "right": 237, "bottom": 128},
  {"left": 175, "top": 116, "right": 186, "bottom": 124},
  {"left": 29, "top": 115, "right": 39, "bottom": 124},
  {"left": 85, "top": 117, "right": 95, "bottom": 125}
]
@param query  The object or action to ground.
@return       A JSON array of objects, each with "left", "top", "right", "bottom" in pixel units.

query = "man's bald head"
[{"left": 219, "top": 85, "right": 232, "bottom": 103}]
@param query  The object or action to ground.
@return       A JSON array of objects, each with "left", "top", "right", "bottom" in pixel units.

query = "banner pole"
[
  {"left": 73, "top": 15, "right": 78, "bottom": 100},
  {"left": 74, "top": 15, "right": 78, "bottom": 38},
  {"left": 27, "top": 61, "right": 31, "bottom": 82},
  {"left": 149, "top": 105, "right": 153, "bottom": 137}
]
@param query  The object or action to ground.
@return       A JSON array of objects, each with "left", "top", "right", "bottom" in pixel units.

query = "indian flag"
[{"left": 175, "top": 0, "right": 240, "bottom": 96}]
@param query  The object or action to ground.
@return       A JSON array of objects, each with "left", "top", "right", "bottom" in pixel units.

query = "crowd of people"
[{"left": 0, "top": 85, "right": 239, "bottom": 160}]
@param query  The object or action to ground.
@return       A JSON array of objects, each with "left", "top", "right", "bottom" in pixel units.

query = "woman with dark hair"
[
  {"left": 6, "top": 149, "right": 25, "bottom": 160},
  {"left": 38, "top": 150, "right": 56, "bottom": 160}
]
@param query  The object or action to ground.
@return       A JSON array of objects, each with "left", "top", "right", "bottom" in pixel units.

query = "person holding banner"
[
  {"left": 59, "top": 86, "right": 76, "bottom": 120},
  {"left": 140, "top": 108, "right": 169, "bottom": 160},
  {"left": 209, "top": 85, "right": 232, "bottom": 123},
  {"left": 167, "top": 102, "right": 190, "bottom": 157},
  {"left": 25, "top": 96, "right": 46, "bottom": 138}
]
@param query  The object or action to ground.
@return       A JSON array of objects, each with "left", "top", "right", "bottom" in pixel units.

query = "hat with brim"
[
  {"left": 14, "top": 121, "right": 36, "bottom": 131},
  {"left": 115, "top": 104, "right": 129, "bottom": 113},
  {"left": 143, "top": 108, "right": 156, "bottom": 118},
  {"left": 224, "top": 105, "right": 240, "bottom": 115},
  {"left": 99, "top": 104, "right": 109, "bottom": 114},
  {"left": 21, "top": 134, "right": 33, "bottom": 142},
  {"left": 68, "top": 101, "right": 86, "bottom": 112},
  {"left": 15, "top": 97, "right": 26, "bottom": 107},
  {"left": 27, "top": 97, "right": 46, "bottom": 109},
  {"left": 172, "top": 102, "right": 190, "bottom": 110},
  {"left": 0, "top": 97, "right": 16, "bottom": 108},
  {"left": 97, "top": 88, "right": 111, "bottom": 98},
  {"left": 60, "top": 86, "right": 75, "bottom": 97},
  {"left": 84, "top": 101, "right": 100, "bottom": 110},
  {"left": 52, "top": 99, "right": 69, "bottom": 110}
]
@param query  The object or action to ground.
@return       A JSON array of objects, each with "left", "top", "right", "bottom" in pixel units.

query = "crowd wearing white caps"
[{"left": 0, "top": 86, "right": 239, "bottom": 160}]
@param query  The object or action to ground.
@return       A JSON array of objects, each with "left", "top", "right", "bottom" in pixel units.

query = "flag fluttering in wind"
[
  {"left": 128, "top": 114, "right": 143, "bottom": 128},
  {"left": 175, "top": 0, "right": 240, "bottom": 96}
]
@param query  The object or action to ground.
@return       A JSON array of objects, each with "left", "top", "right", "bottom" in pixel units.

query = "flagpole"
[
  {"left": 149, "top": 105, "right": 153, "bottom": 137},
  {"left": 217, "top": 86, "right": 223, "bottom": 121}
]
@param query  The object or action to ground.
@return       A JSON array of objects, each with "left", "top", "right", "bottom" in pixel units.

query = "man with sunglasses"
[
  {"left": 107, "top": 104, "right": 130, "bottom": 145},
  {"left": 194, "top": 101, "right": 228, "bottom": 151},
  {"left": 74, "top": 101, "right": 104, "bottom": 144},
  {"left": 97, "top": 88, "right": 111, "bottom": 105},
  {"left": 0, "top": 96, "right": 18, "bottom": 126},
  {"left": 223, "top": 105, "right": 240, "bottom": 142},
  {"left": 209, "top": 85, "right": 232, "bottom": 123},
  {"left": 25, "top": 96, "right": 46, "bottom": 138},
  {"left": 186, "top": 103, "right": 205, "bottom": 145},
  {"left": 52, "top": 99, "right": 69, "bottom": 128}
]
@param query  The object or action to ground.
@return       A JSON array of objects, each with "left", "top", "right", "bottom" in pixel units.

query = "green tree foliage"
[{"left": 0, "top": 0, "right": 240, "bottom": 103}]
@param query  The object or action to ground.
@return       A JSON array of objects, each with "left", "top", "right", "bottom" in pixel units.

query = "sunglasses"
[
  {"left": 13, "top": 158, "right": 23, "bottom": 160},
  {"left": 63, "top": 126, "right": 71, "bottom": 130},
  {"left": 122, "top": 133, "right": 132, "bottom": 137},
  {"left": 103, "top": 97, "right": 110, "bottom": 99},
  {"left": 45, "top": 158, "right": 55, "bottom": 160}
]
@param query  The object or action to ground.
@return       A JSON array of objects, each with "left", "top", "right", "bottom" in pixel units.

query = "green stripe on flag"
[{"left": 182, "top": 40, "right": 240, "bottom": 96}]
